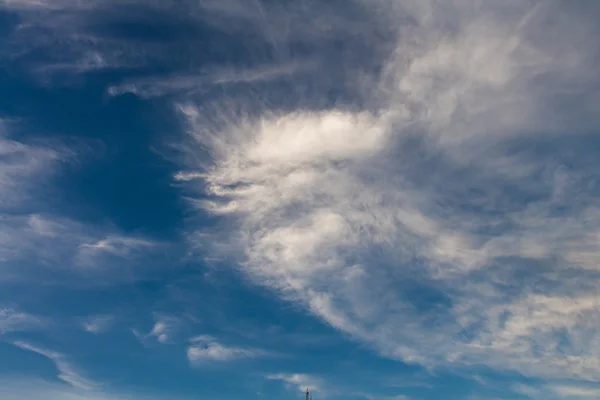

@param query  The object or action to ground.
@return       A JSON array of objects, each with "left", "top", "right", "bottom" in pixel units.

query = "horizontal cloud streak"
[
  {"left": 187, "top": 335, "right": 266, "bottom": 363},
  {"left": 267, "top": 373, "right": 322, "bottom": 393},
  {"left": 108, "top": 61, "right": 314, "bottom": 98},
  {"left": 0, "top": 308, "right": 46, "bottom": 334},
  {"left": 0, "top": 378, "right": 182, "bottom": 400}
]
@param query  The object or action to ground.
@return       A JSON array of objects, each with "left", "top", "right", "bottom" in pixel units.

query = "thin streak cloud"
[
  {"left": 187, "top": 335, "right": 267, "bottom": 363},
  {"left": 12, "top": 341, "right": 98, "bottom": 391}
]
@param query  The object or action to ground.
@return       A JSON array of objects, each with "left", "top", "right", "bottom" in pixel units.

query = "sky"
[{"left": 0, "top": 0, "right": 599, "bottom": 399}]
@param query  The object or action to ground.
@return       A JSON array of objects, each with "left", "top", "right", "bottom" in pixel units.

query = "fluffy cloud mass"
[{"left": 177, "top": 0, "right": 600, "bottom": 382}]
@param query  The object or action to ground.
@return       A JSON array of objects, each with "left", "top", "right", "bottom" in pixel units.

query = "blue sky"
[{"left": 0, "top": 1, "right": 600, "bottom": 399}]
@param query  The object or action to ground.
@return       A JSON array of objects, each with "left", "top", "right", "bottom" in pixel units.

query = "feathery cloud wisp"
[
  {"left": 267, "top": 373, "right": 322, "bottom": 393},
  {"left": 0, "top": 121, "right": 161, "bottom": 281},
  {"left": 12, "top": 341, "right": 98, "bottom": 390},
  {"left": 177, "top": 0, "right": 600, "bottom": 382},
  {"left": 82, "top": 315, "right": 114, "bottom": 335},
  {"left": 0, "top": 308, "right": 46, "bottom": 334},
  {"left": 187, "top": 335, "right": 265, "bottom": 363}
]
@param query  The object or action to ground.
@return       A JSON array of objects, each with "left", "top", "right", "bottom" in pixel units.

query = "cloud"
[
  {"left": 0, "top": 307, "right": 46, "bottom": 334},
  {"left": 107, "top": 61, "right": 314, "bottom": 99},
  {"left": 362, "top": 395, "right": 409, "bottom": 400},
  {"left": 548, "top": 385, "right": 600, "bottom": 399},
  {"left": 0, "top": 0, "right": 98, "bottom": 11},
  {"left": 130, "top": 314, "right": 182, "bottom": 345},
  {"left": 148, "top": 314, "right": 181, "bottom": 344},
  {"left": 6, "top": 0, "right": 599, "bottom": 390},
  {"left": 176, "top": 0, "right": 600, "bottom": 383},
  {"left": 0, "top": 120, "right": 162, "bottom": 282},
  {"left": 514, "top": 383, "right": 600, "bottom": 400},
  {"left": 0, "top": 212, "right": 163, "bottom": 282},
  {"left": 0, "top": 378, "right": 182, "bottom": 400},
  {"left": 266, "top": 373, "right": 321, "bottom": 393},
  {"left": 0, "top": 0, "right": 177, "bottom": 83},
  {"left": 149, "top": 322, "right": 172, "bottom": 344},
  {"left": 0, "top": 120, "right": 61, "bottom": 210},
  {"left": 11, "top": 341, "right": 98, "bottom": 391},
  {"left": 82, "top": 315, "right": 114, "bottom": 334},
  {"left": 187, "top": 335, "right": 265, "bottom": 363},
  {"left": 76, "top": 236, "right": 158, "bottom": 267},
  {"left": 1, "top": 0, "right": 391, "bottom": 90}
]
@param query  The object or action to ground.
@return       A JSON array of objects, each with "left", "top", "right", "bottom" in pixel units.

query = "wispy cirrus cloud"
[
  {"left": 548, "top": 385, "right": 600, "bottom": 399},
  {"left": 4, "top": 0, "right": 600, "bottom": 395},
  {"left": 514, "top": 382, "right": 600, "bottom": 400},
  {"left": 76, "top": 236, "right": 158, "bottom": 267},
  {"left": 131, "top": 313, "right": 186, "bottom": 345},
  {"left": 82, "top": 315, "right": 114, "bottom": 334},
  {"left": 1, "top": 212, "right": 162, "bottom": 281},
  {"left": 363, "top": 395, "right": 409, "bottom": 400},
  {"left": 266, "top": 373, "right": 322, "bottom": 394},
  {"left": 0, "top": 0, "right": 182, "bottom": 82},
  {"left": 0, "top": 307, "right": 46, "bottom": 334},
  {"left": 0, "top": 120, "right": 62, "bottom": 210},
  {"left": 175, "top": 0, "right": 600, "bottom": 384},
  {"left": 187, "top": 335, "right": 266, "bottom": 363},
  {"left": 12, "top": 341, "right": 98, "bottom": 390},
  {"left": 0, "top": 121, "right": 163, "bottom": 283},
  {"left": 147, "top": 314, "right": 183, "bottom": 344},
  {"left": 107, "top": 61, "right": 315, "bottom": 99},
  {"left": 2, "top": 0, "right": 390, "bottom": 92},
  {"left": 0, "top": 378, "right": 185, "bottom": 400}
]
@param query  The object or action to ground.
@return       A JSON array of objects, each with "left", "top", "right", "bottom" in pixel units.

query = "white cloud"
[
  {"left": 2, "top": 0, "right": 389, "bottom": 88},
  {"left": 148, "top": 315, "right": 180, "bottom": 344},
  {"left": 0, "top": 308, "right": 46, "bottom": 334},
  {"left": 76, "top": 236, "right": 158, "bottom": 267},
  {"left": 131, "top": 314, "right": 182, "bottom": 345},
  {"left": 107, "top": 61, "right": 314, "bottom": 99},
  {"left": 266, "top": 373, "right": 321, "bottom": 393},
  {"left": 82, "top": 315, "right": 114, "bottom": 334},
  {"left": 548, "top": 385, "right": 600, "bottom": 399},
  {"left": 0, "top": 378, "right": 181, "bottom": 400},
  {"left": 363, "top": 395, "right": 410, "bottom": 400},
  {"left": 0, "top": 121, "right": 161, "bottom": 281},
  {"left": 187, "top": 335, "right": 264, "bottom": 363},
  {"left": 0, "top": 0, "right": 169, "bottom": 83},
  {"left": 177, "top": 0, "right": 600, "bottom": 383},
  {"left": 0, "top": 212, "right": 162, "bottom": 280},
  {"left": 0, "top": 120, "right": 60, "bottom": 210},
  {"left": 12, "top": 341, "right": 98, "bottom": 391},
  {"left": 150, "top": 322, "right": 171, "bottom": 344},
  {"left": 514, "top": 383, "right": 600, "bottom": 400},
  {"left": 0, "top": 0, "right": 125, "bottom": 11}
]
